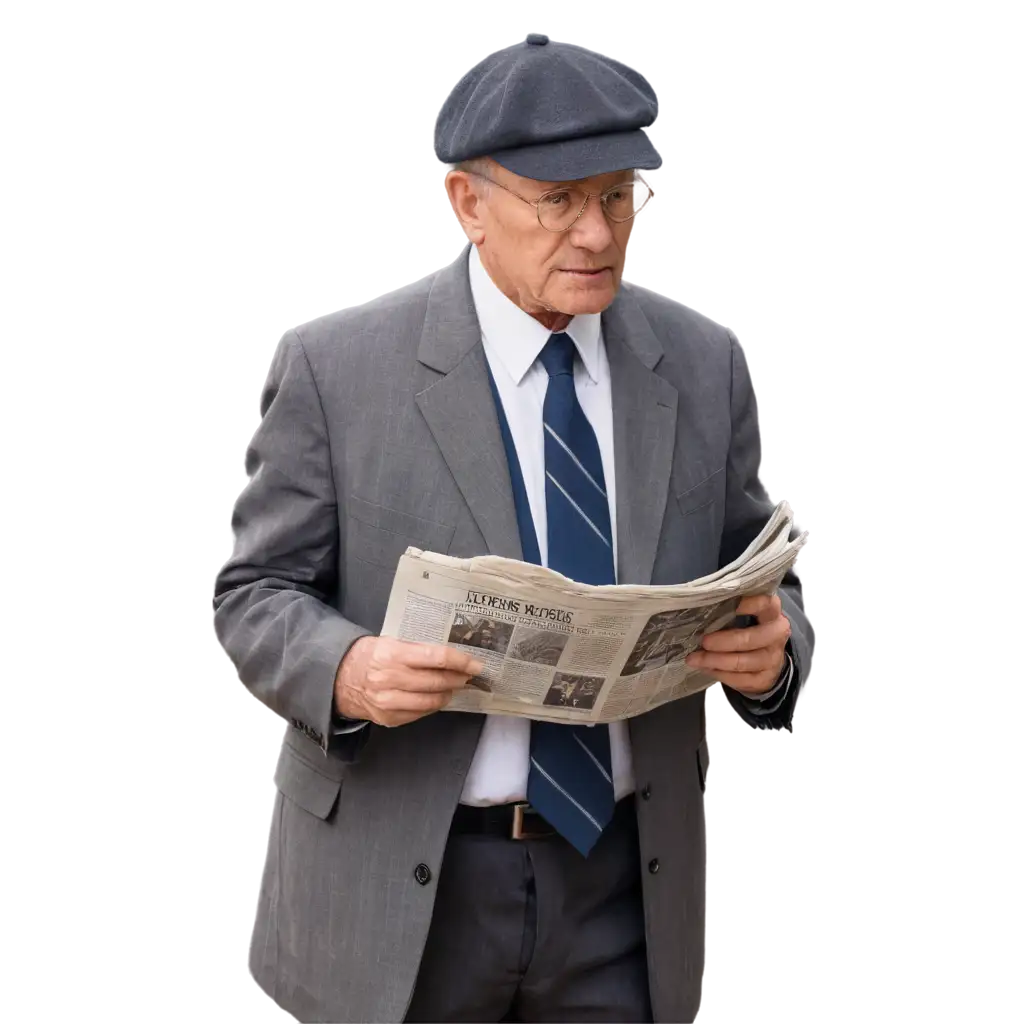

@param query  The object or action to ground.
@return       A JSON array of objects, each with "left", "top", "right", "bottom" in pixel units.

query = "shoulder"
[
  {"left": 619, "top": 280, "right": 734, "bottom": 355},
  {"left": 263, "top": 264, "right": 450, "bottom": 423},
  {"left": 286, "top": 268, "right": 438, "bottom": 363},
  {"left": 616, "top": 281, "right": 741, "bottom": 394}
]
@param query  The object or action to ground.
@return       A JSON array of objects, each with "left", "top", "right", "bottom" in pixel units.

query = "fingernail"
[{"left": 469, "top": 660, "right": 484, "bottom": 675}]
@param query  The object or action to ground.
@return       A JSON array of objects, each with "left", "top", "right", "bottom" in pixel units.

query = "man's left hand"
[{"left": 684, "top": 594, "right": 791, "bottom": 697}]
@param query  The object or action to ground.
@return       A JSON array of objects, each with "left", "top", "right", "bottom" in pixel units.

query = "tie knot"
[{"left": 538, "top": 332, "right": 576, "bottom": 378}]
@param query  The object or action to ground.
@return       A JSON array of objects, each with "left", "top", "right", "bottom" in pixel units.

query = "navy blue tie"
[{"left": 527, "top": 333, "right": 616, "bottom": 857}]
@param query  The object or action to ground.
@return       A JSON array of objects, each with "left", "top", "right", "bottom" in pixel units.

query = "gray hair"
[{"left": 450, "top": 157, "right": 494, "bottom": 192}]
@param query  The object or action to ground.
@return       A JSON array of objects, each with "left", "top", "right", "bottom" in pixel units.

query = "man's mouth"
[{"left": 560, "top": 268, "right": 610, "bottom": 277}]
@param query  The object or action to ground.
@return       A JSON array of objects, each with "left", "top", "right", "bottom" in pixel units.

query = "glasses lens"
[
  {"left": 536, "top": 181, "right": 652, "bottom": 230},
  {"left": 537, "top": 189, "right": 587, "bottom": 231},
  {"left": 602, "top": 181, "right": 651, "bottom": 222}
]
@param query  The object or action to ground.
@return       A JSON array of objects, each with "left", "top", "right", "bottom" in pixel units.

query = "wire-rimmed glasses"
[{"left": 468, "top": 171, "right": 654, "bottom": 232}]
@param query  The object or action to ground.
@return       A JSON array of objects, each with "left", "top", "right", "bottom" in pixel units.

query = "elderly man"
[{"left": 214, "top": 33, "right": 813, "bottom": 1024}]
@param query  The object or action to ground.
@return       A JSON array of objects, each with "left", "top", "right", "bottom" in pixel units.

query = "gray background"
[{"left": 0, "top": 9, "right": 1019, "bottom": 1024}]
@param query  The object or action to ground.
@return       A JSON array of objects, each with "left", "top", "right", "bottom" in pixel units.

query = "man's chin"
[{"left": 548, "top": 281, "right": 619, "bottom": 316}]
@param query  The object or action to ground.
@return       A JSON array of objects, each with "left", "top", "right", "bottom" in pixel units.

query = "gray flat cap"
[{"left": 435, "top": 33, "right": 662, "bottom": 181}]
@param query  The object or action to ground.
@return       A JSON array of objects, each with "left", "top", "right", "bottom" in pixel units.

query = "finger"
[
  {"left": 735, "top": 594, "right": 782, "bottom": 621},
  {"left": 701, "top": 617, "right": 790, "bottom": 652},
  {"left": 392, "top": 641, "right": 485, "bottom": 676},
  {"left": 374, "top": 704, "right": 448, "bottom": 728},
  {"left": 716, "top": 670, "right": 779, "bottom": 696},
  {"left": 399, "top": 667, "right": 480, "bottom": 691},
  {"left": 372, "top": 688, "right": 460, "bottom": 729},
  {"left": 372, "top": 688, "right": 454, "bottom": 715},
  {"left": 366, "top": 666, "right": 476, "bottom": 693},
  {"left": 686, "top": 648, "right": 779, "bottom": 674}
]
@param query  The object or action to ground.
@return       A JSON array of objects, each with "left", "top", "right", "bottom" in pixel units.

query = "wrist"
[
  {"left": 745, "top": 653, "right": 793, "bottom": 715},
  {"left": 333, "top": 684, "right": 366, "bottom": 722},
  {"left": 334, "top": 635, "right": 375, "bottom": 721}
]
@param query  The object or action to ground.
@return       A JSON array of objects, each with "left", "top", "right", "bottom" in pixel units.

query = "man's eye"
[{"left": 541, "top": 191, "right": 572, "bottom": 207}]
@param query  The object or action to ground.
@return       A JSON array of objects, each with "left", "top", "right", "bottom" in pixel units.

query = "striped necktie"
[{"left": 527, "top": 332, "right": 616, "bottom": 857}]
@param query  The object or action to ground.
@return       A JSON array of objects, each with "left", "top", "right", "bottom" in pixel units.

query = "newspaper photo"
[{"left": 380, "top": 501, "right": 808, "bottom": 723}]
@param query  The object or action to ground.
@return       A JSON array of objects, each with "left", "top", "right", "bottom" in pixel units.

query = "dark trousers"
[{"left": 405, "top": 798, "right": 651, "bottom": 1023}]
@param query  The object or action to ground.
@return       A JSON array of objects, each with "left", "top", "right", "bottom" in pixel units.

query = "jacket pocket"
[
  {"left": 347, "top": 494, "right": 456, "bottom": 571},
  {"left": 654, "top": 468, "right": 726, "bottom": 584},
  {"left": 674, "top": 466, "right": 725, "bottom": 518},
  {"left": 274, "top": 743, "right": 344, "bottom": 820}
]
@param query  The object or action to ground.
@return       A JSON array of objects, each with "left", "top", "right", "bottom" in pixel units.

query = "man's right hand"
[{"left": 334, "top": 636, "right": 484, "bottom": 728}]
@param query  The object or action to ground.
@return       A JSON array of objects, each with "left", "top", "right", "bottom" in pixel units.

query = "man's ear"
[{"left": 445, "top": 170, "right": 486, "bottom": 244}]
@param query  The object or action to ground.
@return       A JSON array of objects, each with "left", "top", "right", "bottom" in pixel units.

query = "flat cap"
[{"left": 435, "top": 34, "right": 662, "bottom": 181}]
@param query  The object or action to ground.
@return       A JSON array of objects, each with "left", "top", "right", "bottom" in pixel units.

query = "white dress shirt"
[
  {"left": 334, "top": 246, "right": 794, "bottom": 751},
  {"left": 460, "top": 244, "right": 636, "bottom": 805}
]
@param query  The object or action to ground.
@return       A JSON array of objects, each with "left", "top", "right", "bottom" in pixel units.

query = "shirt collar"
[{"left": 468, "top": 244, "right": 603, "bottom": 386}]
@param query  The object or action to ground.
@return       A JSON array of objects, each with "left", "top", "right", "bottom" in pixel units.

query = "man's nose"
[{"left": 567, "top": 194, "right": 614, "bottom": 251}]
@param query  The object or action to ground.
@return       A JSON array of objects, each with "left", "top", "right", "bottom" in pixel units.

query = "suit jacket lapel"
[
  {"left": 603, "top": 287, "right": 679, "bottom": 586},
  {"left": 413, "top": 251, "right": 679, "bottom": 579},
  {"left": 415, "top": 247, "right": 524, "bottom": 560}
]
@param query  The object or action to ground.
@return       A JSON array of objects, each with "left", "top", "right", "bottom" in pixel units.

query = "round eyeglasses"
[{"left": 468, "top": 171, "right": 654, "bottom": 232}]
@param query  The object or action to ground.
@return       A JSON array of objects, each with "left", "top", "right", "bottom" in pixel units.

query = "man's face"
[{"left": 471, "top": 161, "right": 636, "bottom": 319}]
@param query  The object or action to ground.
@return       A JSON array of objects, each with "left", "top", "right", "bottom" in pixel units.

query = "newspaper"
[{"left": 380, "top": 501, "right": 808, "bottom": 723}]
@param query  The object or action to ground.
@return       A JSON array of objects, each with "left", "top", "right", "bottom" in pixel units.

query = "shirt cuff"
[
  {"left": 332, "top": 717, "right": 371, "bottom": 735},
  {"left": 748, "top": 653, "right": 794, "bottom": 715}
]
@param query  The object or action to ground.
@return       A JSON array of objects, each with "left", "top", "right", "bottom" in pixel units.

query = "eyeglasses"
[{"left": 468, "top": 171, "right": 654, "bottom": 232}]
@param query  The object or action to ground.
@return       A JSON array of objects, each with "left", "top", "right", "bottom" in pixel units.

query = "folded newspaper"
[{"left": 381, "top": 501, "right": 807, "bottom": 723}]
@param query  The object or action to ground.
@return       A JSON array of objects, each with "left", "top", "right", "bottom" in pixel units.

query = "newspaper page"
[{"left": 379, "top": 501, "right": 808, "bottom": 723}]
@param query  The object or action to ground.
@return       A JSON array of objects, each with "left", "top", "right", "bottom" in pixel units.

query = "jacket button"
[
  {"left": 414, "top": 863, "right": 432, "bottom": 885},
  {"left": 648, "top": 858, "right": 660, "bottom": 875},
  {"left": 640, "top": 783, "right": 652, "bottom": 800}
]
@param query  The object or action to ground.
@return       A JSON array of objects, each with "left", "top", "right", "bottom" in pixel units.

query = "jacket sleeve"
[
  {"left": 718, "top": 329, "right": 815, "bottom": 731},
  {"left": 212, "top": 329, "right": 372, "bottom": 755}
]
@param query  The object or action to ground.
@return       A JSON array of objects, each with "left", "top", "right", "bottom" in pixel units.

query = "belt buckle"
[{"left": 511, "top": 802, "right": 553, "bottom": 840}]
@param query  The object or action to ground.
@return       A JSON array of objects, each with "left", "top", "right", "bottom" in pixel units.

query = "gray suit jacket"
[{"left": 213, "top": 246, "right": 814, "bottom": 1023}]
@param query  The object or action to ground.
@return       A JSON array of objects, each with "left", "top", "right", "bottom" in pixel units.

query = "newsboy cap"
[{"left": 435, "top": 33, "right": 662, "bottom": 181}]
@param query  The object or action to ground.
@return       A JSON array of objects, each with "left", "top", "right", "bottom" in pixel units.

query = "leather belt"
[
  {"left": 450, "top": 801, "right": 557, "bottom": 840},
  {"left": 451, "top": 794, "right": 635, "bottom": 841}
]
